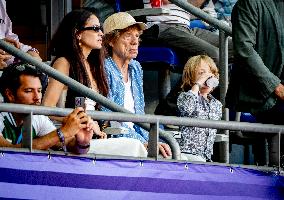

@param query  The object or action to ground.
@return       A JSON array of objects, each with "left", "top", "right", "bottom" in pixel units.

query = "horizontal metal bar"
[
  {"left": 127, "top": 8, "right": 170, "bottom": 17},
  {"left": 1, "top": 103, "right": 284, "bottom": 134}
]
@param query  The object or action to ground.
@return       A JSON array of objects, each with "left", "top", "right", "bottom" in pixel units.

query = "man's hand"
[
  {"left": 3, "top": 37, "right": 20, "bottom": 49},
  {"left": 1, "top": 38, "right": 20, "bottom": 68},
  {"left": 274, "top": 83, "right": 284, "bottom": 100},
  {"left": 0, "top": 49, "right": 11, "bottom": 68},
  {"left": 144, "top": 142, "right": 172, "bottom": 158},
  {"left": 75, "top": 116, "right": 98, "bottom": 145},
  {"left": 60, "top": 107, "right": 89, "bottom": 138},
  {"left": 27, "top": 49, "right": 42, "bottom": 61},
  {"left": 159, "top": 142, "right": 172, "bottom": 158}
]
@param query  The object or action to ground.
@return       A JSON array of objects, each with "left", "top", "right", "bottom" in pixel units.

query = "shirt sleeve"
[
  {"left": 177, "top": 91, "right": 199, "bottom": 117},
  {"left": 32, "top": 115, "right": 56, "bottom": 137}
]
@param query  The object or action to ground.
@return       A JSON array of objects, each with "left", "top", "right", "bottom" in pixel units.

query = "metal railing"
[
  {"left": 0, "top": 103, "right": 284, "bottom": 168},
  {"left": 0, "top": 1, "right": 279, "bottom": 165}
]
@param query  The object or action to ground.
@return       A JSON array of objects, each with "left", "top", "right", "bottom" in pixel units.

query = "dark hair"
[
  {"left": 0, "top": 63, "right": 43, "bottom": 102},
  {"left": 50, "top": 9, "right": 108, "bottom": 97}
]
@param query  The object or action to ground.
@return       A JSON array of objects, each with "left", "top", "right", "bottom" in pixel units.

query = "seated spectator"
[
  {"left": 213, "top": 0, "right": 237, "bottom": 22},
  {"left": 142, "top": 0, "right": 234, "bottom": 65},
  {"left": 190, "top": 0, "right": 219, "bottom": 31},
  {"left": 0, "top": 0, "right": 41, "bottom": 69},
  {"left": 102, "top": 12, "right": 171, "bottom": 158},
  {"left": 0, "top": 63, "right": 94, "bottom": 154},
  {"left": 42, "top": 9, "right": 107, "bottom": 137},
  {"left": 177, "top": 55, "right": 222, "bottom": 162}
]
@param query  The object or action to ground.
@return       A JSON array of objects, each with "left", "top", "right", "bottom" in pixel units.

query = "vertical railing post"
[
  {"left": 22, "top": 112, "right": 33, "bottom": 152},
  {"left": 219, "top": 31, "right": 229, "bottom": 163},
  {"left": 148, "top": 121, "right": 159, "bottom": 159}
]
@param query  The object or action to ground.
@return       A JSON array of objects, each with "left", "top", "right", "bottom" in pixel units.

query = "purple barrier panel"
[{"left": 0, "top": 151, "right": 283, "bottom": 200}]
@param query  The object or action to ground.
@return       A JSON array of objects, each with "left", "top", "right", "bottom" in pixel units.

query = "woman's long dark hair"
[{"left": 50, "top": 9, "right": 108, "bottom": 97}]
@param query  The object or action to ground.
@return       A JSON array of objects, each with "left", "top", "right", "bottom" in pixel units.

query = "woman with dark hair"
[{"left": 42, "top": 9, "right": 107, "bottom": 138}]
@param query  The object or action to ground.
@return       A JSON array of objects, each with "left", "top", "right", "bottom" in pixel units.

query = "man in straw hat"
[{"left": 101, "top": 12, "right": 172, "bottom": 158}]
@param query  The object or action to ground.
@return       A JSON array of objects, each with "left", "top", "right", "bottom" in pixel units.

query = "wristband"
[
  {"left": 76, "top": 143, "right": 90, "bottom": 149},
  {"left": 56, "top": 128, "right": 67, "bottom": 153}
]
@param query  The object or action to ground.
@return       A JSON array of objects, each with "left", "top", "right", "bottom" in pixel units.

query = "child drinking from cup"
[{"left": 177, "top": 55, "right": 222, "bottom": 162}]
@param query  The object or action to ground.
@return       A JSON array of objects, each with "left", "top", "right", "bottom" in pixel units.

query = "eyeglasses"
[{"left": 80, "top": 25, "right": 103, "bottom": 32}]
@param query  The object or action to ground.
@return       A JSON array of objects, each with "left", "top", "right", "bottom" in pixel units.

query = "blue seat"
[
  {"left": 136, "top": 47, "right": 181, "bottom": 71},
  {"left": 189, "top": 19, "right": 207, "bottom": 29},
  {"left": 229, "top": 111, "right": 257, "bottom": 123}
]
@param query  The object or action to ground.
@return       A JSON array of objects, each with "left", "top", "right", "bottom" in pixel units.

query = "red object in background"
[{"left": 150, "top": 0, "right": 163, "bottom": 7}]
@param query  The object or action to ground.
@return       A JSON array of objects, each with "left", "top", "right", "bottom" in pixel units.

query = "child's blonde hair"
[{"left": 181, "top": 55, "right": 219, "bottom": 91}]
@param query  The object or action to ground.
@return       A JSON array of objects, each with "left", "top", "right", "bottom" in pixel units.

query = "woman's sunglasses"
[{"left": 80, "top": 25, "right": 103, "bottom": 32}]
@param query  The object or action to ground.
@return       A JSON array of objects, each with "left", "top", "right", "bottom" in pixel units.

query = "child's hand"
[{"left": 195, "top": 72, "right": 214, "bottom": 87}]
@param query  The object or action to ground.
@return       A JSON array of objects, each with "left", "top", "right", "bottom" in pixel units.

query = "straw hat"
[{"left": 103, "top": 12, "right": 147, "bottom": 34}]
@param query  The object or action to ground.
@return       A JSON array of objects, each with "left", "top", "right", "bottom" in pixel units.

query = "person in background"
[
  {"left": 83, "top": 0, "right": 115, "bottom": 23},
  {"left": 226, "top": 0, "right": 284, "bottom": 166},
  {"left": 0, "top": 0, "right": 41, "bottom": 69},
  {"left": 42, "top": 9, "right": 107, "bottom": 139},
  {"left": 213, "top": 0, "right": 237, "bottom": 22},
  {"left": 0, "top": 63, "right": 94, "bottom": 154},
  {"left": 102, "top": 12, "right": 171, "bottom": 158},
  {"left": 142, "top": 0, "right": 234, "bottom": 66},
  {"left": 177, "top": 55, "right": 222, "bottom": 162}
]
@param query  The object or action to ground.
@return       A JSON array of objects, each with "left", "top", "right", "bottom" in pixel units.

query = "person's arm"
[
  {"left": 0, "top": 136, "right": 21, "bottom": 148},
  {"left": 3, "top": 5, "right": 42, "bottom": 61},
  {"left": 0, "top": 129, "right": 67, "bottom": 150},
  {"left": 232, "top": 0, "right": 280, "bottom": 99},
  {"left": 187, "top": 0, "right": 207, "bottom": 8},
  {"left": 42, "top": 57, "right": 70, "bottom": 107},
  {"left": 0, "top": 108, "right": 91, "bottom": 153},
  {"left": 0, "top": 49, "right": 11, "bottom": 69},
  {"left": 26, "top": 48, "right": 42, "bottom": 61},
  {"left": 32, "top": 108, "right": 90, "bottom": 150},
  {"left": 36, "top": 108, "right": 94, "bottom": 153}
]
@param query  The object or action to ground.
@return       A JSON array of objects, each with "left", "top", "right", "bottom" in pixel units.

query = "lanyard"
[{"left": 16, "top": 129, "right": 22, "bottom": 144}]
